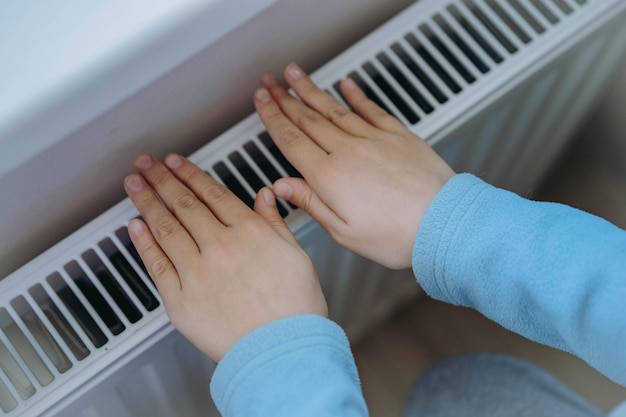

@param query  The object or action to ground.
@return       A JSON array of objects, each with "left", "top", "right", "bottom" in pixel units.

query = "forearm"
[
  {"left": 211, "top": 315, "right": 368, "bottom": 417},
  {"left": 413, "top": 174, "right": 626, "bottom": 385}
]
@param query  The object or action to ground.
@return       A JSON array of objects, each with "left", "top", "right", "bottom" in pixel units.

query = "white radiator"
[{"left": 1, "top": 0, "right": 625, "bottom": 415}]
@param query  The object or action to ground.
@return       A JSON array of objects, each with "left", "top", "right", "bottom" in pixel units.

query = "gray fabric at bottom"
[{"left": 402, "top": 353, "right": 604, "bottom": 417}]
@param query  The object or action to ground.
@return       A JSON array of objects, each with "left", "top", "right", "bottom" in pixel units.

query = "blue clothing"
[
  {"left": 211, "top": 315, "right": 367, "bottom": 416},
  {"left": 414, "top": 174, "right": 626, "bottom": 385},
  {"left": 210, "top": 173, "right": 626, "bottom": 416}
]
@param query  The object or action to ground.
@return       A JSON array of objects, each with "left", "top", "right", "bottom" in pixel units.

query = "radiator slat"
[
  {"left": 30, "top": 283, "right": 91, "bottom": 361},
  {"left": 505, "top": 0, "right": 546, "bottom": 34},
  {"left": 8, "top": 297, "right": 69, "bottom": 377}
]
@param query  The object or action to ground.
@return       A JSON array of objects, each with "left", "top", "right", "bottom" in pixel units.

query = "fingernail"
[
  {"left": 262, "top": 188, "right": 276, "bottom": 206},
  {"left": 135, "top": 154, "right": 152, "bottom": 169},
  {"left": 128, "top": 219, "right": 143, "bottom": 236},
  {"left": 165, "top": 153, "right": 183, "bottom": 169},
  {"left": 273, "top": 181, "right": 293, "bottom": 199},
  {"left": 255, "top": 88, "right": 271, "bottom": 103},
  {"left": 287, "top": 63, "right": 304, "bottom": 80},
  {"left": 125, "top": 175, "right": 143, "bottom": 192},
  {"left": 343, "top": 78, "right": 357, "bottom": 90},
  {"left": 261, "top": 73, "right": 278, "bottom": 87}
]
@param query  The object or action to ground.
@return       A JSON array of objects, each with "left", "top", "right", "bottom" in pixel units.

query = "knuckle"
[
  {"left": 327, "top": 105, "right": 350, "bottom": 123},
  {"left": 300, "top": 188, "right": 315, "bottom": 214},
  {"left": 172, "top": 192, "right": 198, "bottom": 211},
  {"left": 155, "top": 215, "right": 180, "bottom": 238},
  {"left": 201, "top": 182, "right": 228, "bottom": 202},
  {"left": 295, "top": 109, "right": 321, "bottom": 127},
  {"left": 277, "top": 127, "right": 306, "bottom": 147},
  {"left": 150, "top": 256, "right": 171, "bottom": 278},
  {"left": 150, "top": 168, "right": 170, "bottom": 187}
]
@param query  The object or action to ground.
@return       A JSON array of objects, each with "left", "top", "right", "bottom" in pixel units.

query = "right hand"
[{"left": 254, "top": 63, "right": 454, "bottom": 270}]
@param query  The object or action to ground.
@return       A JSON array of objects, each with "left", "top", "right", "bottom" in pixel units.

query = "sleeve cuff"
[
  {"left": 412, "top": 173, "right": 490, "bottom": 303},
  {"left": 210, "top": 314, "right": 364, "bottom": 416}
]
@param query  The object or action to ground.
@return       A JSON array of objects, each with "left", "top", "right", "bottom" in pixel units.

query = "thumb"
[
  {"left": 273, "top": 178, "right": 346, "bottom": 232},
  {"left": 254, "top": 187, "right": 299, "bottom": 246}
]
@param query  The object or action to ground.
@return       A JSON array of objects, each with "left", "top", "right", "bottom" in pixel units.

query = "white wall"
[{"left": 0, "top": 0, "right": 416, "bottom": 278}]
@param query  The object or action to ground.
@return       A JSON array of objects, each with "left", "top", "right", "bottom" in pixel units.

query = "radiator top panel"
[{"left": 1, "top": 0, "right": 624, "bottom": 415}]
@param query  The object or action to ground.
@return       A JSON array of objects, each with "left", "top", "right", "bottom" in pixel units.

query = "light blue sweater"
[{"left": 210, "top": 174, "right": 626, "bottom": 416}]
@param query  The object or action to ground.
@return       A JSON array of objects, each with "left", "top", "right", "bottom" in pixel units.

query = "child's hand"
[
  {"left": 124, "top": 154, "right": 327, "bottom": 362},
  {"left": 254, "top": 63, "right": 454, "bottom": 269}
]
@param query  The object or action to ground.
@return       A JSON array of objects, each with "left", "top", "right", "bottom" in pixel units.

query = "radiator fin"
[
  {"left": 505, "top": 0, "right": 546, "bottom": 34},
  {"left": 81, "top": 250, "right": 143, "bottom": 325},
  {"left": 98, "top": 236, "right": 159, "bottom": 311}
]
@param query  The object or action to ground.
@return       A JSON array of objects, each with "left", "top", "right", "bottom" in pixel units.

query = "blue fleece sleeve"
[
  {"left": 210, "top": 314, "right": 368, "bottom": 417},
  {"left": 413, "top": 173, "right": 626, "bottom": 386}
]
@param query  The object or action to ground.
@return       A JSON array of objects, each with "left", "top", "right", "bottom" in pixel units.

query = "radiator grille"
[
  {"left": 324, "top": 0, "right": 600, "bottom": 128},
  {"left": 1, "top": 0, "right": 624, "bottom": 415}
]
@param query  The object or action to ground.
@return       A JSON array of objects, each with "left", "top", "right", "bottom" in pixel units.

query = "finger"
[
  {"left": 283, "top": 63, "right": 382, "bottom": 139},
  {"left": 134, "top": 154, "right": 221, "bottom": 246},
  {"left": 272, "top": 178, "right": 346, "bottom": 235},
  {"left": 127, "top": 219, "right": 181, "bottom": 297},
  {"left": 254, "top": 87, "right": 328, "bottom": 180},
  {"left": 124, "top": 174, "right": 200, "bottom": 268},
  {"left": 260, "top": 72, "right": 350, "bottom": 153},
  {"left": 339, "top": 77, "right": 407, "bottom": 136},
  {"left": 253, "top": 187, "right": 299, "bottom": 246},
  {"left": 163, "top": 153, "right": 254, "bottom": 227}
]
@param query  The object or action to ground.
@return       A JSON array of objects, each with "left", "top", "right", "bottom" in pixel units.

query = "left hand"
[
  {"left": 253, "top": 63, "right": 454, "bottom": 269},
  {"left": 124, "top": 153, "right": 328, "bottom": 362}
]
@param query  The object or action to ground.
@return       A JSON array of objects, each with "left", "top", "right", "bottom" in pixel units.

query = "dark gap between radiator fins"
[
  {"left": 529, "top": 0, "right": 559, "bottom": 24},
  {"left": 0, "top": 310, "right": 36, "bottom": 404},
  {"left": 10, "top": 295, "right": 72, "bottom": 373},
  {"left": 419, "top": 23, "right": 476, "bottom": 84},
  {"left": 244, "top": 140, "right": 297, "bottom": 210},
  {"left": 0, "top": 377, "right": 17, "bottom": 412},
  {"left": 64, "top": 261, "right": 125, "bottom": 336},
  {"left": 213, "top": 161, "right": 255, "bottom": 209},
  {"left": 28, "top": 284, "right": 89, "bottom": 361},
  {"left": 362, "top": 62, "right": 420, "bottom": 124},
  {"left": 114, "top": 226, "right": 149, "bottom": 278},
  {"left": 390, "top": 42, "right": 448, "bottom": 103},
  {"left": 82, "top": 250, "right": 143, "bottom": 324},
  {"left": 0, "top": 307, "right": 55, "bottom": 390},
  {"left": 377, "top": 52, "right": 434, "bottom": 114},
  {"left": 485, "top": 0, "right": 532, "bottom": 44},
  {"left": 228, "top": 151, "right": 289, "bottom": 218},
  {"left": 345, "top": 71, "right": 394, "bottom": 114},
  {"left": 462, "top": 0, "right": 518, "bottom": 54},
  {"left": 433, "top": 14, "right": 490, "bottom": 73},
  {"left": 404, "top": 33, "right": 462, "bottom": 94},
  {"left": 100, "top": 236, "right": 160, "bottom": 311},
  {"left": 46, "top": 273, "right": 108, "bottom": 349},
  {"left": 505, "top": 0, "right": 545, "bottom": 34},
  {"left": 551, "top": 0, "right": 573, "bottom": 14},
  {"left": 258, "top": 131, "right": 302, "bottom": 179},
  {"left": 446, "top": 5, "right": 504, "bottom": 64}
]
